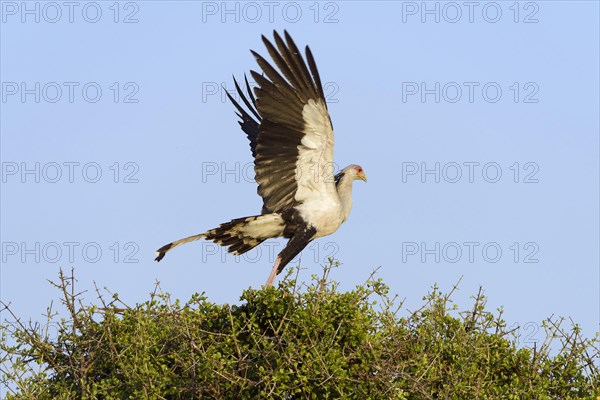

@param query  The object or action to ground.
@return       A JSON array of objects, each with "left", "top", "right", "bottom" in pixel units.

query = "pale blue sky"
[{"left": 1, "top": 1, "right": 599, "bottom": 347}]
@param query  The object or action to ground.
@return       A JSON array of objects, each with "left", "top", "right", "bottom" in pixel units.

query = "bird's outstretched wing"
[
  {"left": 249, "top": 30, "right": 336, "bottom": 213},
  {"left": 226, "top": 75, "right": 261, "bottom": 158}
]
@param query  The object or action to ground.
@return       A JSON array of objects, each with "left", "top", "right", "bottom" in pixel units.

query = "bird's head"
[{"left": 335, "top": 164, "right": 367, "bottom": 185}]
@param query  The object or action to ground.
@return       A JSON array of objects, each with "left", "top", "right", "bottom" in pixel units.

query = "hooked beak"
[{"left": 358, "top": 171, "right": 367, "bottom": 182}]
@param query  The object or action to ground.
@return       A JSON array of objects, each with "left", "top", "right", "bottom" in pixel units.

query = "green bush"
[{"left": 1, "top": 264, "right": 598, "bottom": 399}]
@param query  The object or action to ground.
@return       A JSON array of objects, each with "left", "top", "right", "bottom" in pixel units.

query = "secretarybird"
[{"left": 155, "top": 30, "right": 367, "bottom": 287}]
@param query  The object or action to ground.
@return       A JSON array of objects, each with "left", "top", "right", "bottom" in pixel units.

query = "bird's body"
[{"left": 156, "top": 31, "right": 366, "bottom": 286}]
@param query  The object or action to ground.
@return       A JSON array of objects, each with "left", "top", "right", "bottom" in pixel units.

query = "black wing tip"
[
  {"left": 250, "top": 49, "right": 261, "bottom": 59},
  {"left": 224, "top": 87, "right": 237, "bottom": 105},
  {"left": 261, "top": 33, "right": 272, "bottom": 46},
  {"left": 273, "top": 29, "right": 284, "bottom": 42},
  {"left": 283, "top": 30, "right": 299, "bottom": 50},
  {"left": 154, "top": 243, "right": 173, "bottom": 262}
]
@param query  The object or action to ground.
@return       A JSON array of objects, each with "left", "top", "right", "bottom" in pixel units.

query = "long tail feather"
[
  {"left": 155, "top": 214, "right": 285, "bottom": 262},
  {"left": 154, "top": 233, "right": 205, "bottom": 262}
]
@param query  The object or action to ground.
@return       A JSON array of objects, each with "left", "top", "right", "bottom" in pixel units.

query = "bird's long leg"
[
  {"left": 264, "top": 225, "right": 316, "bottom": 288},
  {"left": 265, "top": 256, "right": 282, "bottom": 287}
]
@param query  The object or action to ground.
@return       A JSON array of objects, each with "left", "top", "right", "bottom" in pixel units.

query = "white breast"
[{"left": 296, "top": 194, "right": 344, "bottom": 238}]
